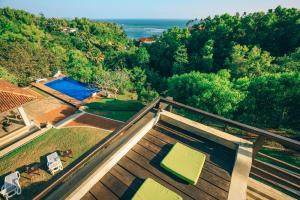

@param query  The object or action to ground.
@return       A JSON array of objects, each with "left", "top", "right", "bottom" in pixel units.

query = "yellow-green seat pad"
[
  {"left": 132, "top": 178, "right": 182, "bottom": 200},
  {"left": 160, "top": 142, "right": 206, "bottom": 185}
]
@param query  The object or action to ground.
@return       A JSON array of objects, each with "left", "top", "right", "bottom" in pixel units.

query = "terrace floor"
[
  {"left": 23, "top": 95, "right": 76, "bottom": 125},
  {"left": 82, "top": 121, "right": 236, "bottom": 200}
]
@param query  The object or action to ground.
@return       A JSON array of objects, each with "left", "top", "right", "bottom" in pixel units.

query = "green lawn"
[
  {"left": 0, "top": 127, "right": 110, "bottom": 199},
  {"left": 30, "top": 87, "right": 50, "bottom": 97},
  {"left": 85, "top": 98, "right": 145, "bottom": 122}
]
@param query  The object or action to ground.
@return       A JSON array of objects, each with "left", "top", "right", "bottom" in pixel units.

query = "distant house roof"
[
  {"left": 58, "top": 27, "right": 78, "bottom": 33},
  {"left": 0, "top": 80, "right": 38, "bottom": 113},
  {"left": 139, "top": 37, "right": 155, "bottom": 44}
]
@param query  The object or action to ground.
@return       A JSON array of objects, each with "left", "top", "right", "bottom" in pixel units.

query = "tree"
[
  {"left": 236, "top": 72, "right": 300, "bottom": 130},
  {"left": 148, "top": 27, "right": 190, "bottom": 76},
  {"left": 0, "top": 41, "right": 58, "bottom": 86},
  {"left": 138, "top": 86, "right": 159, "bottom": 103},
  {"left": 172, "top": 45, "right": 189, "bottom": 75},
  {"left": 190, "top": 39, "right": 214, "bottom": 72},
  {"left": 133, "top": 47, "right": 150, "bottom": 67},
  {"left": 129, "top": 66, "right": 146, "bottom": 93},
  {"left": 66, "top": 50, "right": 94, "bottom": 83},
  {"left": 168, "top": 70, "right": 244, "bottom": 116},
  {"left": 225, "top": 44, "right": 276, "bottom": 78},
  {"left": 276, "top": 47, "right": 300, "bottom": 72},
  {"left": 93, "top": 67, "right": 131, "bottom": 98},
  {"left": 110, "top": 68, "right": 131, "bottom": 95}
]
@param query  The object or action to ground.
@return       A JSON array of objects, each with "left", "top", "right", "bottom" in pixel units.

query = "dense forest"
[{"left": 0, "top": 7, "right": 299, "bottom": 131}]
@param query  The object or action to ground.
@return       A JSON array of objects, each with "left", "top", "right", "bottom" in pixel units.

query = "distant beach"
[{"left": 98, "top": 19, "right": 188, "bottom": 39}]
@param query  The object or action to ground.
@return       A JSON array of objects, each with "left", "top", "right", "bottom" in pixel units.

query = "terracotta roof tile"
[
  {"left": 0, "top": 80, "right": 37, "bottom": 113},
  {"left": 0, "top": 80, "right": 37, "bottom": 98}
]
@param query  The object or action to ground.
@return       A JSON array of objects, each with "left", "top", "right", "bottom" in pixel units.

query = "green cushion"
[
  {"left": 132, "top": 178, "right": 182, "bottom": 200},
  {"left": 160, "top": 142, "right": 206, "bottom": 185}
]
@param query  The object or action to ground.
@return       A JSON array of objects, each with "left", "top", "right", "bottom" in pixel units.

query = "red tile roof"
[
  {"left": 139, "top": 37, "right": 155, "bottom": 43},
  {"left": 0, "top": 80, "right": 37, "bottom": 113}
]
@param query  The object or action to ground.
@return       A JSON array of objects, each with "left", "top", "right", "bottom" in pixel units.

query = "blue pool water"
[{"left": 45, "top": 77, "right": 98, "bottom": 101}]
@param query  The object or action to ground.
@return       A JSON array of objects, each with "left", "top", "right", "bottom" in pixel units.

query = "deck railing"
[
  {"left": 34, "top": 97, "right": 300, "bottom": 199},
  {"left": 159, "top": 97, "right": 300, "bottom": 197}
]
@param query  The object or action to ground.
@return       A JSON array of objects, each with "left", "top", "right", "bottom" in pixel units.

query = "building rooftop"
[{"left": 0, "top": 80, "right": 38, "bottom": 113}]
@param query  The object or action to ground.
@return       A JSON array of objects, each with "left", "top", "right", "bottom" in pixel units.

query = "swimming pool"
[{"left": 45, "top": 77, "right": 98, "bottom": 101}]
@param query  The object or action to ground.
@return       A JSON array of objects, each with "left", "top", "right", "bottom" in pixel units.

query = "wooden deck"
[
  {"left": 32, "top": 82, "right": 82, "bottom": 107},
  {"left": 81, "top": 121, "right": 236, "bottom": 200}
]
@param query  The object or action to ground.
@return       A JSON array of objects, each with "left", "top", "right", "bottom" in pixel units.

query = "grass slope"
[
  {"left": 0, "top": 127, "right": 110, "bottom": 199},
  {"left": 86, "top": 98, "right": 145, "bottom": 122}
]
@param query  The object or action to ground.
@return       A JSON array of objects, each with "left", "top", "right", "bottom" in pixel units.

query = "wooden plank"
[
  {"left": 101, "top": 172, "right": 135, "bottom": 199},
  {"left": 153, "top": 123, "right": 235, "bottom": 162},
  {"left": 132, "top": 142, "right": 230, "bottom": 191},
  {"left": 247, "top": 178, "right": 296, "bottom": 200},
  {"left": 251, "top": 172, "right": 300, "bottom": 197},
  {"left": 151, "top": 125, "right": 235, "bottom": 167},
  {"left": 257, "top": 152, "right": 300, "bottom": 174},
  {"left": 118, "top": 156, "right": 196, "bottom": 200},
  {"left": 110, "top": 164, "right": 143, "bottom": 191},
  {"left": 252, "top": 136, "right": 266, "bottom": 159},
  {"left": 130, "top": 145, "right": 228, "bottom": 200},
  {"left": 81, "top": 192, "right": 97, "bottom": 200},
  {"left": 89, "top": 181, "right": 119, "bottom": 200},
  {"left": 142, "top": 131, "right": 232, "bottom": 181},
  {"left": 253, "top": 159, "right": 300, "bottom": 186},
  {"left": 251, "top": 166, "right": 300, "bottom": 191}
]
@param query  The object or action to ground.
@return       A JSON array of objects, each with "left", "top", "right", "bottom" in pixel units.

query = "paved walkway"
[
  {"left": 36, "top": 104, "right": 76, "bottom": 124},
  {"left": 63, "top": 113, "right": 123, "bottom": 131}
]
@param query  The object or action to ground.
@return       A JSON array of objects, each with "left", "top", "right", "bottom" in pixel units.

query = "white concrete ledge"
[
  {"left": 160, "top": 110, "right": 251, "bottom": 149},
  {"left": 0, "top": 126, "right": 52, "bottom": 158},
  {"left": 65, "top": 113, "right": 160, "bottom": 200}
]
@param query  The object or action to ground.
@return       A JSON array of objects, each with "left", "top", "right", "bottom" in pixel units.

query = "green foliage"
[
  {"left": 148, "top": 27, "right": 190, "bottom": 76},
  {"left": 190, "top": 39, "right": 214, "bottom": 72},
  {"left": 138, "top": 86, "right": 159, "bottom": 104},
  {"left": 0, "top": 41, "right": 57, "bottom": 86},
  {"left": 129, "top": 66, "right": 147, "bottom": 93},
  {"left": 132, "top": 47, "right": 150, "bottom": 67},
  {"left": 172, "top": 45, "right": 189, "bottom": 75},
  {"left": 1, "top": 7, "right": 300, "bottom": 132},
  {"left": 66, "top": 50, "right": 94, "bottom": 83},
  {"left": 93, "top": 67, "right": 132, "bottom": 95},
  {"left": 225, "top": 44, "right": 276, "bottom": 78},
  {"left": 0, "top": 7, "right": 132, "bottom": 86},
  {"left": 0, "top": 66, "right": 17, "bottom": 84},
  {"left": 276, "top": 48, "right": 300, "bottom": 72},
  {"left": 168, "top": 70, "right": 244, "bottom": 116},
  {"left": 237, "top": 73, "right": 300, "bottom": 129}
]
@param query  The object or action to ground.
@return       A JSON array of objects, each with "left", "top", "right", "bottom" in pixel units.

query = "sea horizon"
[{"left": 95, "top": 19, "right": 188, "bottom": 39}]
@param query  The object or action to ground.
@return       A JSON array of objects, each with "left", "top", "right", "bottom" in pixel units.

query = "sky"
[{"left": 0, "top": 0, "right": 299, "bottom": 19}]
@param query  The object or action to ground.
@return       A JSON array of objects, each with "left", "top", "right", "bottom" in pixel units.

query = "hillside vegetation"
[{"left": 0, "top": 7, "right": 300, "bottom": 132}]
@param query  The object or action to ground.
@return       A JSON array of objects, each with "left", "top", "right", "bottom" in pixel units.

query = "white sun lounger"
[
  {"left": 0, "top": 171, "right": 21, "bottom": 200},
  {"left": 35, "top": 78, "right": 48, "bottom": 83},
  {"left": 47, "top": 152, "right": 63, "bottom": 175}
]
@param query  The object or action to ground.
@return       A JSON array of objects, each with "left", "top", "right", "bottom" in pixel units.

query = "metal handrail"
[{"left": 160, "top": 97, "right": 300, "bottom": 151}]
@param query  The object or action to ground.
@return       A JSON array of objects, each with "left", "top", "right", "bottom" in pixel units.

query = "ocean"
[{"left": 98, "top": 19, "right": 188, "bottom": 39}]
